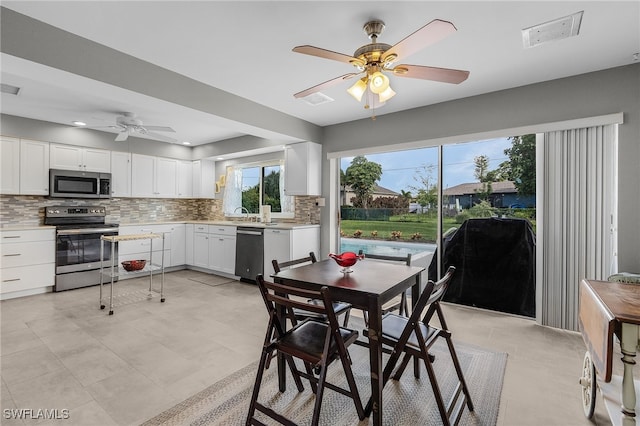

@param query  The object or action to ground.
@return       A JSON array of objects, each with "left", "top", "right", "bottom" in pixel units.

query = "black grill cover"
[{"left": 428, "top": 218, "right": 536, "bottom": 317}]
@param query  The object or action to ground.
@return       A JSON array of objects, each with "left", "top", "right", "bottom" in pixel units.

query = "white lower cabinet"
[
  {"left": 263, "top": 227, "right": 320, "bottom": 278},
  {"left": 0, "top": 228, "right": 55, "bottom": 299},
  {"left": 193, "top": 226, "right": 209, "bottom": 268},
  {"left": 185, "top": 224, "right": 194, "bottom": 265},
  {"left": 208, "top": 225, "right": 236, "bottom": 275},
  {"left": 169, "top": 224, "right": 186, "bottom": 266}
]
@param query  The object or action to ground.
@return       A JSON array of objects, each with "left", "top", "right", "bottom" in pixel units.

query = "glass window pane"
[
  {"left": 262, "top": 165, "right": 281, "bottom": 213},
  {"left": 241, "top": 166, "right": 260, "bottom": 214}
]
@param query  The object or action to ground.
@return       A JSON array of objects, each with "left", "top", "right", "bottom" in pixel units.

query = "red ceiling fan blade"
[
  {"left": 382, "top": 19, "right": 457, "bottom": 63},
  {"left": 392, "top": 64, "right": 469, "bottom": 84},
  {"left": 294, "top": 73, "right": 361, "bottom": 98},
  {"left": 293, "top": 45, "right": 364, "bottom": 67}
]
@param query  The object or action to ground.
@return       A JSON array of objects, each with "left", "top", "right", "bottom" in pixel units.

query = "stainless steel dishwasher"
[{"left": 235, "top": 227, "right": 264, "bottom": 283}]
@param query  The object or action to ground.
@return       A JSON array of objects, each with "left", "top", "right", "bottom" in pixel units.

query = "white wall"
[{"left": 320, "top": 64, "right": 640, "bottom": 273}]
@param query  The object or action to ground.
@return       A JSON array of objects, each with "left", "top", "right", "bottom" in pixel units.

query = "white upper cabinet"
[
  {"left": 20, "top": 139, "right": 50, "bottom": 195},
  {"left": 284, "top": 141, "right": 321, "bottom": 196},
  {"left": 50, "top": 144, "right": 110, "bottom": 172},
  {"left": 176, "top": 160, "right": 193, "bottom": 198},
  {"left": 110, "top": 151, "right": 131, "bottom": 197},
  {"left": 192, "top": 159, "right": 216, "bottom": 199},
  {"left": 155, "top": 157, "right": 177, "bottom": 198},
  {"left": 1, "top": 137, "right": 20, "bottom": 194},
  {"left": 131, "top": 154, "right": 177, "bottom": 198},
  {"left": 131, "top": 154, "right": 155, "bottom": 197}
]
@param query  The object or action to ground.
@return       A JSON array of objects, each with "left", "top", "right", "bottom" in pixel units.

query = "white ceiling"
[{"left": 1, "top": 1, "right": 638, "bottom": 147}]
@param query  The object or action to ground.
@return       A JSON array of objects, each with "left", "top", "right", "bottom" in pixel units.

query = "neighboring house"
[
  {"left": 340, "top": 184, "right": 399, "bottom": 206},
  {"left": 443, "top": 181, "right": 536, "bottom": 210}
]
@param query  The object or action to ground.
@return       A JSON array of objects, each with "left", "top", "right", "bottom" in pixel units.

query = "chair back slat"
[
  {"left": 272, "top": 252, "right": 317, "bottom": 274},
  {"left": 257, "top": 275, "right": 339, "bottom": 322},
  {"left": 427, "top": 266, "right": 456, "bottom": 305},
  {"left": 358, "top": 250, "right": 412, "bottom": 266}
]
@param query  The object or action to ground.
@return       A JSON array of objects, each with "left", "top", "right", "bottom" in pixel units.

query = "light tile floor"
[{"left": 1, "top": 270, "right": 613, "bottom": 425}]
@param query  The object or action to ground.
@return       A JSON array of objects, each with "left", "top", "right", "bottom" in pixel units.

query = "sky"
[{"left": 340, "top": 137, "right": 513, "bottom": 193}]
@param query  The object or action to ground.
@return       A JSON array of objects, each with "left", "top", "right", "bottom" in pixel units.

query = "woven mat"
[
  {"left": 187, "top": 275, "right": 236, "bottom": 287},
  {"left": 143, "top": 324, "right": 506, "bottom": 426}
]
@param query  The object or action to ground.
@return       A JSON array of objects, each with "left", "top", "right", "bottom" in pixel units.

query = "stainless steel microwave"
[{"left": 49, "top": 169, "right": 111, "bottom": 199}]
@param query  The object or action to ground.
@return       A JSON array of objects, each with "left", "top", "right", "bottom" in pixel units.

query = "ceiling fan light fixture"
[
  {"left": 347, "top": 78, "right": 367, "bottom": 102},
  {"left": 378, "top": 86, "right": 396, "bottom": 103},
  {"left": 369, "top": 71, "right": 390, "bottom": 94}
]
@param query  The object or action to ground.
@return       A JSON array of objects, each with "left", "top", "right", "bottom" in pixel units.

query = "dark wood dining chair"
[
  {"left": 367, "top": 266, "right": 474, "bottom": 425},
  {"left": 272, "top": 252, "right": 352, "bottom": 327},
  {"left": 246, "top": 275, "right": 365, "bottom": 426},
  {"left": 358, "top": 250, "right": 412, "bottom": 325}
]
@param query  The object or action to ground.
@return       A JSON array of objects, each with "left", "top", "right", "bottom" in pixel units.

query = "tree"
[
  {"left": 263, "top": 170, "right": 281, "bottom": 212},
  {"left": 399, "top": 189, "right": 413, "bottom": 201},
  {"left": 409, "top": 163, "right": 437, "bottom": 210},
  {"left": 344, "top": 156, "right": 382, "bottom": 209},
  {"left": 504, "top": 134, "right": 536, "bottom": 195},
  {"left": 340, "top": 168, "right": 348, "bottom": 206},
  {"left": 473, "top": 155, "right": 494, "bottom": 201}
]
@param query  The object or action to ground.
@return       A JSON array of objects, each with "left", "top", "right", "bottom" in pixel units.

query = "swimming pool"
[{"left": 340, "top": 238, "right": 435, "bottom": 257}]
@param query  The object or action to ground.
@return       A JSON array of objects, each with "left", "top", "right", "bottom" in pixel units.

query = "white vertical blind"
[{"left": 539, "top": 125, "right": 617, "bottom": 330}]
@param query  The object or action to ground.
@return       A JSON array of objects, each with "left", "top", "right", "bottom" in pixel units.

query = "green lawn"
[{"left": 340, "top": 218, "right": 459, "bottom": 243}]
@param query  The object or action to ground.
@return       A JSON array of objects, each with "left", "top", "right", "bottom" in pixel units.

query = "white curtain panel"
[
  {"left": 539, "top": 124, "right": 617, "bottom": 330},
  {"left": 222, "top": 166, "right": 243, "bottom": 215},
  {"left": 279, "top": 162, "right": 294, "bottom": 214}
]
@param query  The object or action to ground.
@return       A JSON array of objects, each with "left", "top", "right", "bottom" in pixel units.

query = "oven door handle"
[{"left": 57, "top": 228, "right": 119, "bottom": 235}]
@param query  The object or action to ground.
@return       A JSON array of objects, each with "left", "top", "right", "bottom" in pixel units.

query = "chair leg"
[
  {"left": 392, "top": 352, "right": 413, "bottom": 380},
  {"left": 284, "top": 354, "right": 305, "bottom": 393},
  {"left": 310, "top": 363, "right": 329, "bottom": 426},
  {"left": 246, "top": 348, "right": 271, "bottom": 425},
  {"left": 342, "top": 309, "right": 351, "bottom": 327},
  {"left": 339, "top": 349, "right": 365, "bottom": 420},
  {"left": 422, "top": 352, "right": 451, "bottom": 426},
  {"left": 445, "top": 336, "right": 474, "bottom": 411}
]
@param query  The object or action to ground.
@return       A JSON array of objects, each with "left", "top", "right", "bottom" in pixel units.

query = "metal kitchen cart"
[
  {"left": 99, "top": 233, "right": 165, "bottom": 315},
  {"left": 579, "top": 278, "right": 640, "bottom": 425}
]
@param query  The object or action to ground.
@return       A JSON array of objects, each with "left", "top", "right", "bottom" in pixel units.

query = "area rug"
[
  {"left": 188, "top": 275, "right": 236, "bottom": 288},
  {"left": 143, "top": 326, "right": 507, "bottom": 426}
]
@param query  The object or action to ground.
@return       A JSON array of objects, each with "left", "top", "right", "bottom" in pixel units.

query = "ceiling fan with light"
[
  {"left": 86, "top": 112, "right": 177, "bottom": 142},
  {"left": 293, "top": 19, "right": 470, "bottom": 117}
]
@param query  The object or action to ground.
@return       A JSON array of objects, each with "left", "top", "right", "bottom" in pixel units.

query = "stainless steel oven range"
[{"left": 44, "top": 206, "right": 119, "bottom": 291}]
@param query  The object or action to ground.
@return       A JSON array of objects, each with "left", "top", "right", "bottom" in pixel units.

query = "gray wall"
[
  {"left": 1, "top": 114, "right": 193, "bottom": 160},
  {"left": 320, "top": 64, "right": 640, "bottom": 273}
]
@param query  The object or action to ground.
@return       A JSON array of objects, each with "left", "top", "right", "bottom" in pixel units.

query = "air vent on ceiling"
[
  {"left": 522, "top": 11, "right": 583, "bottom": 48},
  {"left": 300, "top": 92, "right": 334, "bottom": 106},
  {"left": 1, "top": 83, "right": 21, "bottom": 95}
]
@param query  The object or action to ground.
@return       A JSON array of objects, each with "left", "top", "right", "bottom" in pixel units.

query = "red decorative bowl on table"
[
  {"left": 328, "top": 252, "right": 364, "bottom": 273},
  {"left": 121, "top": 260, "right": 146, "bottom": 272}
]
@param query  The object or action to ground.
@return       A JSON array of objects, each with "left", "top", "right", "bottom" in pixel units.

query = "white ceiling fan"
[{"left": 87, "top": 112, "right": 177, "bottom": 143}]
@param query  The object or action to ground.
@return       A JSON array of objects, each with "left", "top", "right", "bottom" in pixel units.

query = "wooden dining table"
[{"left": 272, "top": 257, "right": 425, "bottom": 426}]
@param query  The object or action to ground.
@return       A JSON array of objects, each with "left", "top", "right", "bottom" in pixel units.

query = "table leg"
[
  {"left": 367, "top": 294, "right": 383, "bottom": 426},
  {"left": 620, "top": 322, "right": 638, "bottom": 421}
]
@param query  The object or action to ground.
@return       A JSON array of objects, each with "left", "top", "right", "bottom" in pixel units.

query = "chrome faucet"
[{"left": 234, "top": 206, "right": 250, "bottom": 221}]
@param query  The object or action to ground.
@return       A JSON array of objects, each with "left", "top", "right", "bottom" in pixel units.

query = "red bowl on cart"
[{"left": 121, "top": 259, "right": 146, "bottom": 271}]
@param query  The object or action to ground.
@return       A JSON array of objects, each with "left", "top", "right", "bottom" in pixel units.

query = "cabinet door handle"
[
  {"left": 3, "top": 278, "right": 20, "bottom": 282},
  {"left": 3, "top": 236, "right": 20, "bottom": 239},
  {"left": 3, "top": 253, "right": 21, "bottom": 257}
]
